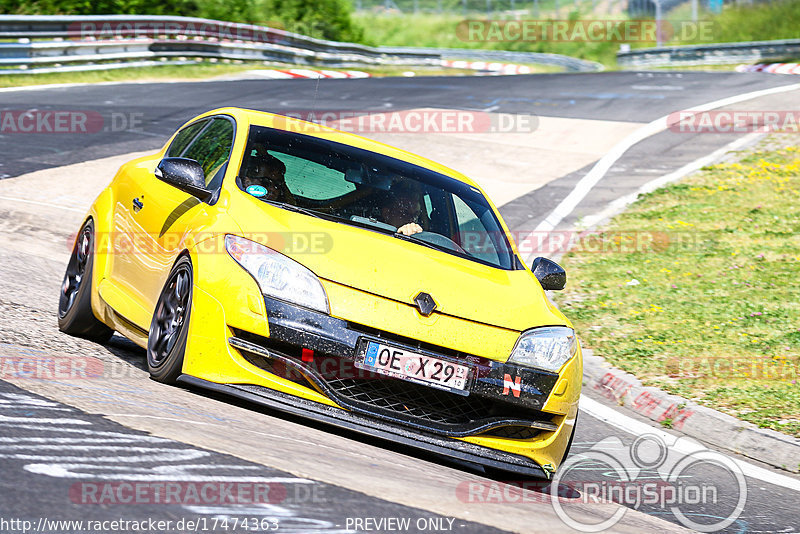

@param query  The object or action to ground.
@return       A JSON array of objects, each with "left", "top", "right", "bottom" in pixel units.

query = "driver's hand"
[{"left": 397, "top": 223, "right": 423, "bottom": 236}]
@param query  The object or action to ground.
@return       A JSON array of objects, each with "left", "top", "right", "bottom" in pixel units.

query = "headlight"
[
  {"left": 225, "top": 235, "right": 329, "bottom": 313},
  {"left": 508, "top": 326, "right": 578, "bottom": 372}
]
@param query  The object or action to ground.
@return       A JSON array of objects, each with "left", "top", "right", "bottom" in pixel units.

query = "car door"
[{"left": 105, "top": 116, "right": 235, "bottom": 330}]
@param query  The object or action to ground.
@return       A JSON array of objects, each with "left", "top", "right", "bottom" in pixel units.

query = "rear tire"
[
  {"left": 57, "top": 220, "right": 114, "bottom": 343},
  {"left": 147, "top": 256, "right": 193, "bottom": 384}
]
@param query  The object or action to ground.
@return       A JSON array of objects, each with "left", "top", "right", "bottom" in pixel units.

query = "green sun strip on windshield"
[{"left": 271, "top": 151, "right": 355, "bottom": 200}]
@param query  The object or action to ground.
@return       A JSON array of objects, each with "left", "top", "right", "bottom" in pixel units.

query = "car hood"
[{"left": 230, "top": 195, "right": 569, "bottom": 332}]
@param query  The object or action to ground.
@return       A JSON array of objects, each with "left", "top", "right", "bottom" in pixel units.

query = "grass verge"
[
  {"left": 354, "top": 13, "right": 623, "bottom": 67},
  {"left": 678, "top": 0, "right": 800, "bottom": 44},
  {"left": 0, "top": 63, "right": 264, "bottom": 88},
  {"left": 0, "top": 61, "right": 562, "bottom": 89},
  {"left": 556, "top": 135, "right": 800, "bottom": 437}
]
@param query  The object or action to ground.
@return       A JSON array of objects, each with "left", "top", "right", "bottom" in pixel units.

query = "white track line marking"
[
  {"left": 579, "top": 131, "right": 763, "bottom": 229},
  {"left": 24, "top": 463, "right": 314, "bottom": 482},
  {"left": 0, "top": 445, "right": 197, "bottom": 451},
  {"left": 0, "top": 416, "right": 90, "bottom": 424},
  {"left": 0, "top": 406, "right": 74, "bottom": 411},
  {"left": 104, "top": 413, "right": 423, "bottom": 466},
  {"left": 580, "top": 396, "right": 800, "bottom": 493},
  {"left": 0, "top": 195, "right": 86, "bottom": 213},
  {"left": 0, "top": 436, "right": 170, "bottom": 443},
  {"left": 528, "top": 82, "right": 800, "bottom": 238},
  {"left": 2, "top": 451, "right": 208, "bottom": 462}
]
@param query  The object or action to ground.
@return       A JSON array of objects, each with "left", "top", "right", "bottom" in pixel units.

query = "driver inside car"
[
  {"left": 381, "top": 180, "right": 424, "bottom": 236},
  {"left": 242, "top": 146, "right": 295, "bottom": 204}
]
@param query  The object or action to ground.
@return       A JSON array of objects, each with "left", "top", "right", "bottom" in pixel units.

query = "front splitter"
[{"left": 177, "top": 374, "right": 549, "bottom": 478}]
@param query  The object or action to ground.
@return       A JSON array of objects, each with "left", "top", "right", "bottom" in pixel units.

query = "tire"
[
  {"left": 58, "top": 220, "right": 114, "bottom": 343},
  {"left": 147, "top": 256, "right": 193, "bottom": 384}
]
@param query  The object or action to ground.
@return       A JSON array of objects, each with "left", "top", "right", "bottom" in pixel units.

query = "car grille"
[
  {"left": 230, "top": 331, "right": 556, "bottom": 437},
  {"left": 323, "top": 376, "right": 496, "bottom": 426}
]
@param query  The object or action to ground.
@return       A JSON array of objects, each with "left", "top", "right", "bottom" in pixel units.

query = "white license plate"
[{"left": 357, "top": 341, "right": 471, "bottom": 394}]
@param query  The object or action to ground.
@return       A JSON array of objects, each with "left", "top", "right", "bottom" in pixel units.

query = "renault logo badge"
[{"left": 414, "top": 292, "right": 437, "bottom": 317}]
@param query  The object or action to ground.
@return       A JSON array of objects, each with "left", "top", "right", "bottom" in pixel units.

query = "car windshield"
[{"left": 237, "top": 125, "right": 522, "bottom": 270}]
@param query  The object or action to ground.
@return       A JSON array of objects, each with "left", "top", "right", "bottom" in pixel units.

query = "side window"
[
  {"left": 166, "top": 120, "right": 208, "bottom": 158},
  {"left": 424, "top": 189, "right": 453, "bottom": 238},
  {"left": 181, "top": 118, "right": 235, "bottom": 189},
  {"left": 423, "top": 194, "right": 433, "bottom": 219},
  {"left": 453, "top": 195, "right": 500, "bottom": 265}
]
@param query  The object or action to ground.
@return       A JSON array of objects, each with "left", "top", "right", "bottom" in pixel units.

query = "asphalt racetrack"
[{"left": 0, "top": 71, "right": 799, "bottom": 533}]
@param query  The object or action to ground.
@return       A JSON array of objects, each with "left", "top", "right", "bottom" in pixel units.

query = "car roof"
[{"left": 195, "top": 107, "right": 485, "bottom": 193}]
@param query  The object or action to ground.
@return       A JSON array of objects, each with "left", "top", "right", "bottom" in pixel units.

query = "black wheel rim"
[
  {"left": 148, "top": 264, "right": 191, "bottom": 367},
  {"left": 59, "top": 225, "right": 92, "bottom": 318}
]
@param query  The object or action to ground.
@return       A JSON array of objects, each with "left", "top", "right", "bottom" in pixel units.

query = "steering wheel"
[{"left": 413, "top": 231, "right": 466, "bottom": 254}]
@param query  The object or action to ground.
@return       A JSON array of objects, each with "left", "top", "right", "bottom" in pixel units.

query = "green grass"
[
  {"left": 356, "top": 0, "right": 800, "bottom": 67},
  {"left": 0, "top": 62, "right": 264, "bottom": 88},
  {"left": 557, "top": 139, "right": 800, "bottom": 437},
  {"left": 680, "top": 0, "right": 800, "bottom": 44},
  {"left": 355, "top": 12, "right": 627, "bottom": 66}
]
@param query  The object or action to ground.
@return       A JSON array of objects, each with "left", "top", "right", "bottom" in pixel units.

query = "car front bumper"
[{"left": 177, "top": 373, "right": 551, "bottom": 478}]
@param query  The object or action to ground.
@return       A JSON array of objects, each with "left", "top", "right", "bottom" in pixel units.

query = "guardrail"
[
  {"left": 0, "top": 15, "right": 602, "bottom": 74},
  {"left": 617, "top": 38, "right": 800, "bottom": 67},
  {"left": 409, "top": 47, "right": 604, "bottom": 73}
]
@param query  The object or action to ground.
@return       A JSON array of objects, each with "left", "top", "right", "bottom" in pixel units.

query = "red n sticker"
[{"left": 503, "top": 374, "right": 521, "bottom": 397}]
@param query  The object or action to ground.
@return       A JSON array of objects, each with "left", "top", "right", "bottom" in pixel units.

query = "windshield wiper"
[
  {"left": 344, "top": 216, "right": 398, "bottom": 235},
  {"left": 391, "top": 232, "right": 452, "bottom": 254},
  {"left": 259, "top": 199, "right": 339, "bottom": 222}
]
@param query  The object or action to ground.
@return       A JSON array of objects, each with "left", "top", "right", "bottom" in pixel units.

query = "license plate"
[{"left": 356, "top": 340, "right": 471, "bottom": 395}]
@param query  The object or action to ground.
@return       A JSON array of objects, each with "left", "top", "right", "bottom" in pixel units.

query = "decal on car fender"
[{"left": 503, "top": 374, "right": 522, "bottom": 397}]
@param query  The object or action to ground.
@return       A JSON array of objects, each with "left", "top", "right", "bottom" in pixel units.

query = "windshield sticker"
[{"left": 246, "top": 185, "right": 268, "bottom": 197}]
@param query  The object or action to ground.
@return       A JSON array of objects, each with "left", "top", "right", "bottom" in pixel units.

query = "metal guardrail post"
[{"left": 617, "top": 38, "right": 800, "bottom": 68}]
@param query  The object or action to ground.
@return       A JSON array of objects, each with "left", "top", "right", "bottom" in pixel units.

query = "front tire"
[
  {"left": 58, "top": 220, "right": 114, "bottom": 343},
  {"left": 147, "top": 256, "right": 193, "bottom": 384}
]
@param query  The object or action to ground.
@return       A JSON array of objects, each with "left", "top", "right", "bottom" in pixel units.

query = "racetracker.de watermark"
[
  {"left": 69, "top": 230, "right": 706, "bottom": 257},
  {"left": 0, "top": 343, "right": 146, "bottom": 381},
  {"left": 0, "top": 111, "right": 144, "bottom": 134},
  {"left": 665, "top": 355, "right": 798, "bottom": 380},
  {"left": 273, "top": 110, "right": 538, "bottom": 134},
  {"left": 668, "top": 110, "right": 800, "bottom": 133},
  {"left": 68, "top": 20, "right": 284, "bottom": 42},
  {"left": 0, "top": 354, "right": 145, "bottom": 382},
  {"left": 70, "top": 482, "right": 303, "bottom": 505},
  {"left": 70, "top": 231, "right": 334, "bottom": 256},
  {"left": 514, "top": 230, "right": 702, "bottom": 256},
  {"left": 0, "top": 357, "right": 103, "bottom": 380},
  {"left": 456, "top": 19, "right": 717, "bottom": 43}
]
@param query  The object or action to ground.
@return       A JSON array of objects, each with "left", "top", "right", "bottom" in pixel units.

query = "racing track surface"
[{"left": 1, "top": 71, "right": 800, "bottom": 533}]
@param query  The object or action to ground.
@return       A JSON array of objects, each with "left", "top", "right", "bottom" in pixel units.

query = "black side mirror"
[
  {"left": 155, "top": 158, "right": 212, "bottom": 202},
  {"left": 531, "top": 257, "right": 566, "bottom": 290}
]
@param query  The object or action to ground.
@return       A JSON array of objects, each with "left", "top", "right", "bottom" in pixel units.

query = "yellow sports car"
[{"left": 58, "top": 107, "right": 581, "bottom": 478}]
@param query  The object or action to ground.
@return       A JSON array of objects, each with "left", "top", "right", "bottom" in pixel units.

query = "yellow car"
[{"left": 57, "top": 107, "right": 581, "bottom": 478}]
